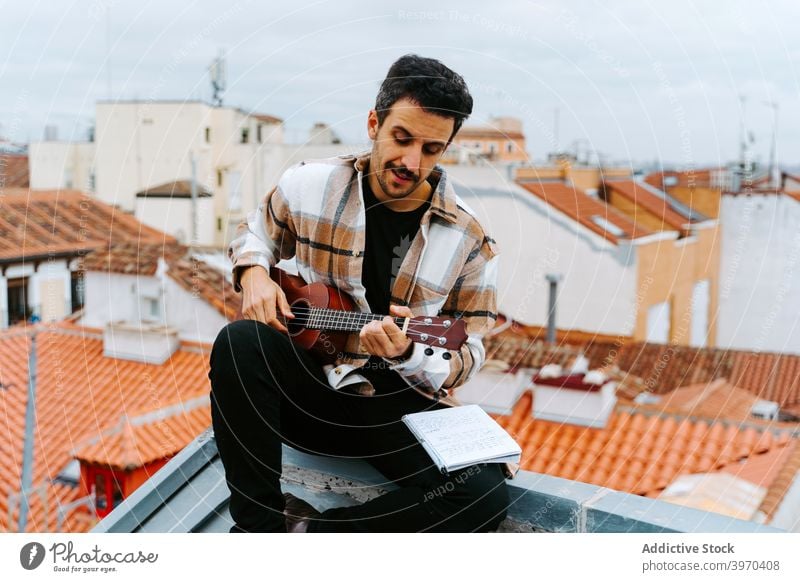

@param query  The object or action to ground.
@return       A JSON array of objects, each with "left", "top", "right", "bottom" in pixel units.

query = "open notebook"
[{"left": 402, "top": 405, "right": 522, "bottom": 474}]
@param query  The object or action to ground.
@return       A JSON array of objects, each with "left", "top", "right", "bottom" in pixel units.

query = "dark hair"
[{"left": 374, "top": 54, "right": 473, "bottom": 142}]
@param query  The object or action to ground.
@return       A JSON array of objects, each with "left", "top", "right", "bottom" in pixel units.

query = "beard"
[{"left": 376, "top": 161, "right": 420, "bottom": 198}]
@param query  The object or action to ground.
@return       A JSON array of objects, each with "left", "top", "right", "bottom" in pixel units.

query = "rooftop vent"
[
  {"left": 103, "top": 321, "right": 180, "bottom": 365},
  {"left": 455, "top": 361, "right": 532, "bottom": 415},
  {"left": 531, "top": 365, "right": 617, "bottom": 428}
]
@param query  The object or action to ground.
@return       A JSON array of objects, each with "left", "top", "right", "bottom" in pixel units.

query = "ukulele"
[{"left": 254, "top": 266, "right": 468, "bottom": 364}]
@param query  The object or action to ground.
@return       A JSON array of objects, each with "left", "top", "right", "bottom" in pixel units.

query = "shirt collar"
[{"left": 353, "top": 150, "right": 459, "bottom": 224}]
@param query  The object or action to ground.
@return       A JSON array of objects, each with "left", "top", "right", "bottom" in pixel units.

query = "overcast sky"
[{"left": 2, "top": 0, "right": 798, "bottom": 167}]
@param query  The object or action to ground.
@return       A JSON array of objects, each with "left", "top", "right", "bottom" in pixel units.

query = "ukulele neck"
[{"left": 297, "top": 307, "right": 401, "bottom": 332}]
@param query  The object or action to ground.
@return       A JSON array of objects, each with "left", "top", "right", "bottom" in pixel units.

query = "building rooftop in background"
[
  {"left": 0, "top": 322, "right": 211, "bottom": 532},
  {"left": 0, "top": 154, "right": 29, "bottom": 188},
  {"left": 486, "top": 334, "right": 800, "bottom": 417},
  {"left": 515, "top": 180, "right": 652, "bottom": 244},
  {"left": 602, "top": 179, "right": 708, "bottom": 233},
  {"left": 135, "top": 180, "right": 213, "bottom": 199},
  {"left": 0, "top": 189, "right": 173, "bottom": 262}
]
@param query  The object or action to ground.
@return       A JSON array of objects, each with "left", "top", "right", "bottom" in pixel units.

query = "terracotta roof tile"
[
  {"left": 494, "top": 391, "right": 794, "bottom": 506},
  {"left": 73, "top": 397, "right": 211, "bottom": 470},
  {"left": 517, "top": 181, "right": 651, "bottom": 243},
  {"left": 0, "top": 323, "right": 210, "bottom": 532},
  {"left": 0, "top": 189, "right": 174, "bottom": 261},
  {"left": 0, "top": 154, "right": 29, "bottom": 188}
]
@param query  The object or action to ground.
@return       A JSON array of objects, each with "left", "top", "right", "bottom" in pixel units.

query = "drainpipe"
[
  {"left": 190, "top": 152, "right": 198, "bottom": 247},
  {"left": 17, "top": 331, "right": 37, "bottom": 532},
  {"left": 545, "top": 274, "right": 562, "bottom": 344}
]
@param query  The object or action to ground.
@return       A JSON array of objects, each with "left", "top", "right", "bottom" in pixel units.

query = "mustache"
[{"left": 386, "top": 164, "right": 418, "bottom": 181}]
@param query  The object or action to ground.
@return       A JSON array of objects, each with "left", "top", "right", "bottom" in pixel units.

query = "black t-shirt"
[{"left": 359, "top": 175, "right": 430, "bottom": 389}]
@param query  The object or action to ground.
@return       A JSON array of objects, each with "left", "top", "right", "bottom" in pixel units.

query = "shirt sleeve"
[
  {"left": 228, "top": 166, "right": 298, "bottom": 292},
  {"left": 385, "top": 234, "right": 499, "bottom": 396}
]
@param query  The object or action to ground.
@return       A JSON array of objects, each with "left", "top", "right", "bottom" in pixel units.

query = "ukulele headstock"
[{"left": 405, "top": 315, "right": 468, "bottom": 350}]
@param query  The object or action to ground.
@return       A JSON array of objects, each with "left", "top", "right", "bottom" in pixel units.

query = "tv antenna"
[{"left": 209, "top": 50, "right": 227, "bottom": 107}]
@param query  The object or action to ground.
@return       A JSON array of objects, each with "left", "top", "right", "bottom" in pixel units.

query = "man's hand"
[
  {"left": 359, "top": 305, "right": 414, "bottom": 360},
  {"left": 240, "top": 266, "right": 295, "bottom": 332}
]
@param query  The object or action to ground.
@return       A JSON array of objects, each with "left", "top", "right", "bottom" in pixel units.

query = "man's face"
[{"left": 367, "top": 97, "right": 454, "bottom": 200}]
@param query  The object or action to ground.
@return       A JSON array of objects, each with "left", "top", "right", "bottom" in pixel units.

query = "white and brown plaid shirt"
[{"left": 229, "top": 151, "right": 499, "bottom": 404}]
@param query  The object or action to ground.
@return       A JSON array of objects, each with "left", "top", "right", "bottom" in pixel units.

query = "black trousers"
[{"left": 208, "top": 319, "right": 510, "bottom": 532}]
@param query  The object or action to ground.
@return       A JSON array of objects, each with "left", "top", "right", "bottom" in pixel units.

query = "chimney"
[
  {"left": 531, "top": 365, "right": 617, "bottom": 428},
  {"left": 103, "top": 321, "right": 180, "bottom": 364},
  {"left": 545, "top": 274, "right": 562, "bottom": 343}
]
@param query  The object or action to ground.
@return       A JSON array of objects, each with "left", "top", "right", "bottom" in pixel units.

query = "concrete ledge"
[{"left": 94, "top": 431, "right": 785, "bottom": 533}]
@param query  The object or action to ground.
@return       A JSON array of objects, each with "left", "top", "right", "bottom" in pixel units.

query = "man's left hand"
[{"left": 359, "top": 305, "right": 414, "bottom": 360}]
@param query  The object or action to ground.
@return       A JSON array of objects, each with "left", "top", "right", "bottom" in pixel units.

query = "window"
[
  {"left": 257, "top": 124, "right": 263, "bottom": 143},
  {"left": 217, "top": 170, "right": 223, "bottom": 187},
  {"left": 217, "top": 217, "right": 223, "bottom": 232},
  {"left": 506, "top": 142, "right": 514, "bottom": 153},
  {"left": 6, "top": 277, "right": 30, "bottom": 325},
  {"left": 205, "top": 127, "right": 211, "bottom": 143},
  {"left": 240, "top": 128, "right": 249, "bottom": 144},
  {"left": 70, "top": 271, "right": 85, "bottom": 312},
  {"left": 90, "top": 467, "right": 126, "bottom": 518}
]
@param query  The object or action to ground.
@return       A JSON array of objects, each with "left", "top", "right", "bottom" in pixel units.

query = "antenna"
[
  {"left": 209, "top": 50, "right": 227, "bottom": 107},
  {"left": 763, "top": 100, "right": 779, "bottom": 188}
]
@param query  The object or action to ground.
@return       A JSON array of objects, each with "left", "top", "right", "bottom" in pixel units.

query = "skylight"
[{"left": 590, "top": 215, "right": 625, "bottom": 237}]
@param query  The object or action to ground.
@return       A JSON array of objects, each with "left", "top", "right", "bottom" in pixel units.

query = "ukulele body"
[{"left": 269, "top": 267, "right": 354, "bottom": 364}]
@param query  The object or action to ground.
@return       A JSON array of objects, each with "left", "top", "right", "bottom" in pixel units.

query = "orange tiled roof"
[
  {"left": 485, "top": 336, "right": 800, "bottom": 410},
  {"left": 517, "top": 181, "right": 651, "bottom": 244},
  {"left": 136, "top": 180, "right": 213, "bottom": 198},
  {"left": 73, "top": 396, "right": 211, "bottom": 470},
  {"left": 643, "top": 379, "right": 762, "bottom": 422},
  {"left": 0, "top": 323, "right": 210, "bottom": 532},
  {"left": 603, "top": 180, "right": 692, "bottom": 231},
  {"left": 82, "top": 241, "right": 186, "bottom": 276},
  {"left": 645, "top": 169, "right": 722, "bottom": 190},
  {"left": 493, "top": 391, "right": 794, "bottom": 498},
  {"left": 0, "top": 154, "right": 29, "bottom": 188},
  {"left": 580, "top": 340, "right": 800, "bottom": 411},
  {"left": 0, "top": 189, "right": 174, "bottom": 261}
]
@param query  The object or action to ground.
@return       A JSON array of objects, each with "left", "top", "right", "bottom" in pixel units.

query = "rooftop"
[
  {"left": 0, "top": 323, "right": 211, "bottom": 532},
  {"left": 516, "top": 180, "right": 651, "bottom": 244},
  {"left": 0, "top": 154, "right": 29, "bottom": 188},
  {"left": 0, "top": 189, "right": 173, "bottom": 263}
]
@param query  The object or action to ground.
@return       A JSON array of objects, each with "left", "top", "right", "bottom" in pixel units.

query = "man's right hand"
[{"left": 240, "top": 266, "right": 295, "bottom": 333}]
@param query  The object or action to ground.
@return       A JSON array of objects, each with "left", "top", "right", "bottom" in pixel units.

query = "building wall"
[
  {"left": 667, "top": 186, "right": 721, "bottom": 219},
  {"left": 81, "top": 269, "right": 229, "bottom": 343},
  {"left": 634, "top": 224, "right": 720, "bottom": 347},
  {"left": 91, "top": 101, "right": 292, "bottom": 248},
  {"left": 606, "top": 190, "right": 673, "bottom": 233},
  {"left": 162, "top": 276, "right": 229, "bottom": 344},
  {"left": 718, "top": 194, "right": 800, "bottom": 354},
  {"left": 29, "top": 141, "right": 96, "bottom": 191},
  {"left": 135, "top": 196, "right": 216, "bottom": 247},
  {"left": 449, "top": 166, "right": 639, "bottom": 337}
]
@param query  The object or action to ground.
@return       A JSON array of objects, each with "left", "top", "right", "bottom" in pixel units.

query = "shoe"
[{"left": 283, "top": 492, "right": 321, "bottom": 533}]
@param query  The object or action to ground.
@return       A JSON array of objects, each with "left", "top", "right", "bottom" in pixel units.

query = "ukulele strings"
[{"left": 283, "top": 306, "right": 455, "bottom": 328}]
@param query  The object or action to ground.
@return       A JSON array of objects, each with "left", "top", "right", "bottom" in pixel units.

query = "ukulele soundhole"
[{"left": 287, "top": 298, "right": 311, "bottom": 337}]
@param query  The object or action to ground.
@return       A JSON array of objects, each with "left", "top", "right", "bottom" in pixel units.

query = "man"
[{"left": 210, "top": 54, "right": 511, "bottom": 533}]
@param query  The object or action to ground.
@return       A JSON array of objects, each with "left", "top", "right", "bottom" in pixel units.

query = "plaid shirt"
[{"left": 229, "top": 151, "right": 499, "bottom": 404}]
